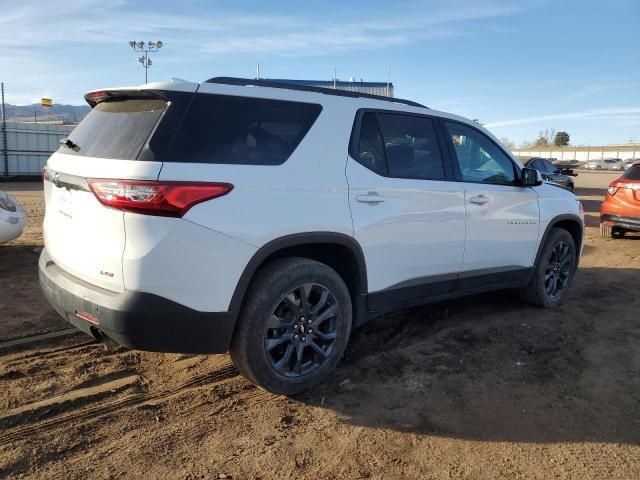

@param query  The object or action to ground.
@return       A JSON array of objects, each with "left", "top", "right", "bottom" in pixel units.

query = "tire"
[
  {"left": 520, "top": 228, "right": 577, "bottom": 308},
  {"left": 601, "top": 224, "right": 625, "bottom": 238},
  {"left": 567, "top": 183, "right": 574, "bottom": 192},
  {"left": 612, "top": 227, "right": 626, "bottom": 238},
  {"left": 230, "top": 257, "right": 352, "bottom": 395}
]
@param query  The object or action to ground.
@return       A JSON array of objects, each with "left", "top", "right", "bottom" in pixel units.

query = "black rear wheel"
[{"left": 230, "top": 257, "right": 352, "bottom": 395}]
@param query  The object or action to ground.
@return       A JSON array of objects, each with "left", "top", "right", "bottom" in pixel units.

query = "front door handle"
[
  {"left": 469, "top": 194, "right": 489, "bottom": 205},
  {"left": 356, "top": 192, "right": 385, "bottom": 204}
]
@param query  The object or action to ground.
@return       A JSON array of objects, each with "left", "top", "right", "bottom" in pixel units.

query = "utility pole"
[
  {"left": 129, "top": 41, "right": 163, "bottom": 84},
  {"left": 386, "top": 66, "right": 391, "bottom": 97},
  {"left": 1, "top": 82, "right": 7, "bottom": 177}
]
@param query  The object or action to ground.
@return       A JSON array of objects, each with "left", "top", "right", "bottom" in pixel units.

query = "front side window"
[
  {"left": 542, "top": 160, "right": 558, "bottom": 173},
  {"left": 528, "top": 159, "right": 542, "bottom": 171},
  {"left": 376, "top": 113, "right": 445, "bottom": 180},
  {"left": 444, "top": 122, "right": 516, "bottom": 185},
  {"left": 167, "top": 94, "right": 322, "bottom": 165}
]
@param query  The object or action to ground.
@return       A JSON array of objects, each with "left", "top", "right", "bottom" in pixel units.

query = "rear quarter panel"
[{"left": 159, "top": 87, "right": 357, "bottom": 247}]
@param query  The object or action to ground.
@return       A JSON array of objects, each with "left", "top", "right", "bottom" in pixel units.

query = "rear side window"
[
  {"left": 355, "top": 112, "right": 387, "bottom": 175},
  {"left": 622, "top": 165, "right": 640, "bottom": 180},
  {"left": 59, "top": 99, "right": 167, "bottom": 159},
  {"left": 167, "top": 94, "right": 322, "bottom": 165},
  {"left": 377, "top": 113, "right": 445, "bottom": 180},
  {"left": 353, "top": 111, "right": 446, "bottom": 180}
]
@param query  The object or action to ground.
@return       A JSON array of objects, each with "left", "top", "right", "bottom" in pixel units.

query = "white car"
[
  {"left": 0, "top": 190, "right": 27, "bottom": 243},
  {"left": 40, "top": 77, "right": 584, "bottom": 394},
  {"left": 584, "top": 158, "right": 625, "bottom": 170}
]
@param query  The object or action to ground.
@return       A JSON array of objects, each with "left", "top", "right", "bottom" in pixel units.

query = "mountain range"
[{"left": 1, "top": 103, "right": 90, "bottom": 124}]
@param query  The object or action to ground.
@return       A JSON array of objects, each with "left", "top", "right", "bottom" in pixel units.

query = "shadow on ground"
[
  {"left": 0, "top": 245, "right": 65, "bottom": 340},
  {"left": 301, "top": 266, "right": 640, "bottom": 445}
]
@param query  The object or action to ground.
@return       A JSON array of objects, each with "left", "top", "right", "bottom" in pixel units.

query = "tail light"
[
  {"left": 607, "top": 181, "right": 628, "bottom": 196},
  {"left": 88, "top": 180, "right": 233, "bottom": 217}
]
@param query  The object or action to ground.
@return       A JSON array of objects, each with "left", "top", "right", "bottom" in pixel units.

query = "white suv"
[{"left": 40, "top": 77, "right": 584, "bottom": 394}]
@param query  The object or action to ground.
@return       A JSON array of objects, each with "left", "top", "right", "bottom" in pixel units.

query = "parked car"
[
  {"left": 600, "top": 163, "right": 640, "bottom": 238},
  {"left": 525, "top": 157, "right": 576, "bottom": 191},
  {"left": 0, "top": 190, "right": 27, "bottom": 244},
  {"left": 39, "top": 77, "right": 584, "bottom": 394},
  {"left": 552, "top": 158, "right": 581, "bottom": 170},
  {"left": 584, "top": 158, "right": 624, "bottom": 170},
  {"left": 623, "top": 158, "right": 638, "bottom": 170}
]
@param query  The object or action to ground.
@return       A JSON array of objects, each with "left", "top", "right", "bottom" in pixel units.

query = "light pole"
[{"left": 129, "top": 41, "right": 163, "bottom": 84}]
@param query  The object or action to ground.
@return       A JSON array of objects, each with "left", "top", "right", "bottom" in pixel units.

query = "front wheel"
[
  {"left": 520, "top": 228, "right": 577, "bottom": 308},
  {"left": 230, "top": 257, "right": 352, "bottom": 395}
]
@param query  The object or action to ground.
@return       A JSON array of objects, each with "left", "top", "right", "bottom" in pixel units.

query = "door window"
[
  {"left": 541, "top": 159, "right": 558, "bottom": 173},
  {"left": 376, "top": 113, "right": 446, "bottom": 180},
  {"left": 528, "top": 159, "right": 542, "bottom": 171},
  {"left": 355, "top": 112, "right": 387, "bottom": 175},
  {"left": 354, "top": 112, "right": 447, "bottom": 180},
  {"left": 444, "top": 122, "right": 516, "bottom": 185}
]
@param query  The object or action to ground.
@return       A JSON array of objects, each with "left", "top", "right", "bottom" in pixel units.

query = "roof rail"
[{"left": 204, "top": 77, "right": 427, "bottom": 109}]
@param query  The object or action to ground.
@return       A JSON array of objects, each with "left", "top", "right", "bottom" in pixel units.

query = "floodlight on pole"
[{"left": 129, "top": 40, "right": 163, "bottom": 84}]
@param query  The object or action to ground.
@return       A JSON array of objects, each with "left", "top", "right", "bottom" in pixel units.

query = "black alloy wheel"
[
  {"left": 264, "top": 283, "right": 338, "bottom": 377},
  {"left": 544, "top": 240, "right": 573, "bottom": 299}
]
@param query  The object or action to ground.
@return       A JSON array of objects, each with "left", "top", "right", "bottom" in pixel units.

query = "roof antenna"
[
  {"left": 333, "top": 68, "right": 337, "bottom": 89},
  {"left": 256, "top": 63, "right": 260, "bottom": 80}
]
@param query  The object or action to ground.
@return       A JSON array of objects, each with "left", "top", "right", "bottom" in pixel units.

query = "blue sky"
[{"left": 1, "top": 0, "right": 638, "bottom": 146}]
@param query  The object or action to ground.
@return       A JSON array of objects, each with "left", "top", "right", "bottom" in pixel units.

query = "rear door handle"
[
  {"left": 469, "top": 195, "right": 489, "bottom": 205},
  {"left": 356, "top": 192, "right": 385, "bottom": 204}
]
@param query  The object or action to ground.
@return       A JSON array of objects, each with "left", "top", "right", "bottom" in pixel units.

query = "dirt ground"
[{"left": 1, "top": 173, "right": 639, "bottom": 479}]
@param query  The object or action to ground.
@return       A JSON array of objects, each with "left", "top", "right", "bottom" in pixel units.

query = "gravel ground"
[{"left": 0, "top": 173, "right": 638, "bottom": 479}]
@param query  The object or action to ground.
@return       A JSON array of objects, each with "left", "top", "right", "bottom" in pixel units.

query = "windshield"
[{"left": 58, "top": 98, "right": 167, "bottom": 160}]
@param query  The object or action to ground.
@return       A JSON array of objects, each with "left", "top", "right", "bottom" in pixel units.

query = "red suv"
[{"left": 600, "top": 162, "right": 640, "bottom": 238}]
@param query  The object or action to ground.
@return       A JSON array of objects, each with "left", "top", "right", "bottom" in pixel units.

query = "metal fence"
[{"left": 1, "top": 122, "right": 75, "bottom": 176}]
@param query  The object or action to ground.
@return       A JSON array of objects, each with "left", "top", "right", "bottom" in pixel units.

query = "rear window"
[
  {"left": 166, "top": 94, "right": 322, "bottom": 165},
  {"left": 622, "top": 165, "right": 640, "bottom": 180},
  {"left": 58, "top": 99, "right": 167, "bottom": 159}
]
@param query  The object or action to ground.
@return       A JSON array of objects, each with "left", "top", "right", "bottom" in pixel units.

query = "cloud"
[
  {"left": 0, "top": 0, "right": 521, "bottom": 104},
  {"left": 0, "top": 1, "right": 519, "bottom": 56},
  {"left": 485, "top": 107, "right": 640, "bottom": 128},
  {"left": 569, "top": 79, "right": 640, "bottom": 99}
]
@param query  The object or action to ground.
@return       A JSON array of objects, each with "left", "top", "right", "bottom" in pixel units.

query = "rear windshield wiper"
[{"left": 59, "top": 138, "right": 81, "bottom": 152}]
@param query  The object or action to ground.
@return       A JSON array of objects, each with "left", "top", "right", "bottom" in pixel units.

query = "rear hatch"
[{"left": 43, "top": 87, "right": 196, "bottom": 292}]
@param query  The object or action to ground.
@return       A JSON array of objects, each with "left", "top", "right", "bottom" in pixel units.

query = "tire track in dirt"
[
  {"left": 2, "top": 339, "right": 100, "bottom": 367},
  {"left": 0, "top": 362, "right": 240, "bottom": 447},
  {"left": 0, "top": 329, "right": 84, "bottom": 352}
]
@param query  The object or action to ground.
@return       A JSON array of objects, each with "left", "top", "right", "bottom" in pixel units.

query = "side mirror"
[{"left": 521, "top": 167, "right": 542, "bottom": 187}]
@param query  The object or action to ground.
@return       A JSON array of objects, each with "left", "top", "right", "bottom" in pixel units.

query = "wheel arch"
[
  {"left": 229, "top": 232, "right": 368, "bottom": 325},
  {"left": 534, "top": 214, "right": 584, "bottom": 267}
]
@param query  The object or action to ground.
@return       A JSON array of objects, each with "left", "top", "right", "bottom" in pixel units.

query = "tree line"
[{"left": 500, "top": 129, "right": 570, "bottom": 150}]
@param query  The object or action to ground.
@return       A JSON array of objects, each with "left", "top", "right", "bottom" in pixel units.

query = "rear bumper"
[
  {"left": 600, "top": 214, "right": 640, "bottom": 232},
  {"left": 39, "top": 248, "right": 237, "bottom": 353}
]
